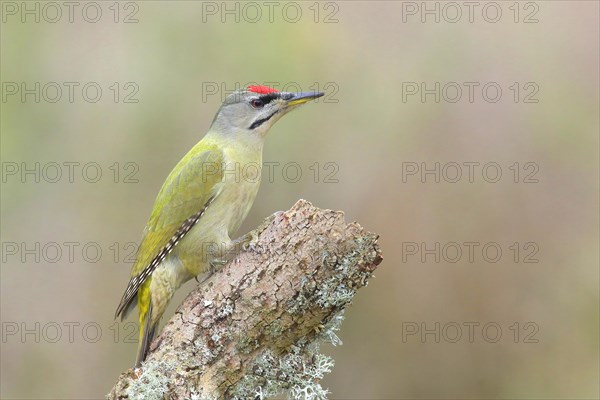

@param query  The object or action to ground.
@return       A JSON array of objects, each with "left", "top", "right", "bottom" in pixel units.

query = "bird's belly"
[
  {"left": 220, "top": 178, "right": 261, "bottom": 235},
  {"left": 175, "top": 177, "right": 261, "bottom": 275}
]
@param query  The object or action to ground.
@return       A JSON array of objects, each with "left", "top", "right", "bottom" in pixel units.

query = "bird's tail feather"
[{"left": 136, "top": 301, "right": 157, "bottom": 367}]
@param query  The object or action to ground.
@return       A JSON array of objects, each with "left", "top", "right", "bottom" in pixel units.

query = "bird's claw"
[
  {"left": 209, "top": 258, "right": 227, "bottom": 272},
  {"left": 195, "top": 258, "right": 227, "bottom": 285},
  {"left": 239, "top": 211, "right": 282, "bottom": 254},
  {"left": 241, "top": 231, "right": 261, "bottom": 254}
]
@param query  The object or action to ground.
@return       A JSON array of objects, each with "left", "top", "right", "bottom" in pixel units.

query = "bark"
[{"left": 108, "top": 199, "right": 383, "bottom": 400}]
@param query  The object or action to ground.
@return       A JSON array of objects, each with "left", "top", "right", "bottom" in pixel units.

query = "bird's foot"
[
  {"left": 209, "top": 258, "right": 228, "bottom": 271},
  {"left": 194, "top": 258, "right": 227, "bottom": 284},
  {"left": 239, "top": 211, "right": 283, "bottom": 254},
  {"left": 225, "top": 212, "right": 283, "bottom": 260},
  {"left": 241, "top": 231, "right": 261, "bottom": 253}
]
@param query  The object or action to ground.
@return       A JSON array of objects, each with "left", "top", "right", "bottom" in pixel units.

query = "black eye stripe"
[{"left": 258, "top": 93, "right": 279, "bottom": 104}]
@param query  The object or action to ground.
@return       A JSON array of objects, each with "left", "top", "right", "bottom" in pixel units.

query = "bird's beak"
[{"left": 285, "top": 92, "right": 325, "bottom": 107}]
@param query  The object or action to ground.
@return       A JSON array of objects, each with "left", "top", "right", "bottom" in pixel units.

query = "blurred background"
[{"left": 1, "top": 1, "right": 598, "bottom": 399}]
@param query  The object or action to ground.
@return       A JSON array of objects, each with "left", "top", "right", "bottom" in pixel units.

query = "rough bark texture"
[{"left": 108, "top": 199, "right": 383, "bottom": 400}]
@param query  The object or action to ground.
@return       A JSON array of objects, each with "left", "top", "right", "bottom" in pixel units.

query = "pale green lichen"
[
  {"left": 287, "top": 240, "right": 374, "bottom": 316},
  {"left": 216, "top": 298, "right": 235, "bottom": 319},
  {"left": 317, "top": 312, "right": 344, "bottom": 348},
  {"left": 229, "top": 311, "right": 345, "bottom": 400},
  {"left": 228, "top": 238, "right": 374, "bottom": 398},
  {"left": 315, "top": 279, "right": 355, "bottom": 308},
  {"left": 235, "top": 334, "right": 260, "bottom": 354},
  {"left": 124, "top": 359, "right": 176, "bottom": 400},
  {"left": 193, "top": 335, "right": 220, "bottom": 363},
  {"left": 286, "top": 276, "right": 316, "bottom": 314},
  {"left": 231, "top": 349, "right": 334, "bottom": 400},
  {"left": 267, "top": 318, "right": 286, "bottom": 338},
  {"left": 189, "top": 388, "right": 217, "bottom": 400}
]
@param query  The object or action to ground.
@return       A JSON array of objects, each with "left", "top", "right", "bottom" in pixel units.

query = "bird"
[{"left": 114, "top": 85, "right": 324, "bottom": 366}]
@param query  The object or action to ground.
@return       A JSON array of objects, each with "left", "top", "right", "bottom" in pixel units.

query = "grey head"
[{"left": 209, "top": 85, "right": 324, "bottom": 137}]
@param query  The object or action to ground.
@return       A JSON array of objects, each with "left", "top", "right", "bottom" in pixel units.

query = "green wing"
[{"left": 115, "top": 142, "right": 224, "bottom": 319}]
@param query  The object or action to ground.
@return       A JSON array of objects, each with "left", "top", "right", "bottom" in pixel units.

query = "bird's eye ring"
[{"left": 250, "top": 99, "right": 264, "bottom": 109}]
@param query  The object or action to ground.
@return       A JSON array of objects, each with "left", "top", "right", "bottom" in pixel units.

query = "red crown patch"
[{"left": 247, "top": 85, "right": 279, "bottom": 94}]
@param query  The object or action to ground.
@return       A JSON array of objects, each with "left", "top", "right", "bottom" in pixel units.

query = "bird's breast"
[
  {"left": 221, "top": 145, "right": 262, "bottom": 230},
  {"left": 178, "top": 148, "right": 262, "bottom": 254},
  {"left": 216, "top": 173, "right": 261, "bottom": 234}
]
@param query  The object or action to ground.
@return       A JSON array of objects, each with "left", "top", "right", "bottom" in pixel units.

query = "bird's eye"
[{"left": 250, "top": 99, "right": 264, "bottom": 109}]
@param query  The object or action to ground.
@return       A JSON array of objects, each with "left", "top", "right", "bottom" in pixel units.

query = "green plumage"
[
  {"left": 116, "top": 140, "right": 227, "bottom": 364},
  {"left": 114, "top": 87, "right": 323, "bottom": 366}
]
